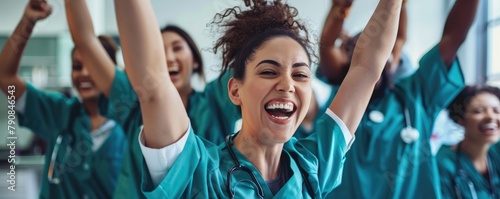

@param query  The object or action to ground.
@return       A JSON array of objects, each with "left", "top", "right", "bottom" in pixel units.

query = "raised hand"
[
  {"left": 23, "top": 0, "right": 52, "bottom": 22},
  {"left": 0, "top": 1, "right": 51, "bottom": 99}
]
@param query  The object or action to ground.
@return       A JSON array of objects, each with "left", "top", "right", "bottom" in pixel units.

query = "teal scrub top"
[
  {"left": 437, "top": 144, "right": 500, "bottom": 199},
  {"left": 17, "top": 83, "right": 127, "bottom": 199},
  {"left": 329, "top": 45, "right": 465, "bottom": 199},
  {"left": 108, "top": 69, "right": 240, "bottom": 199},
  {"left": 141, "top": 111, "right": 350, "bottom": 198}
]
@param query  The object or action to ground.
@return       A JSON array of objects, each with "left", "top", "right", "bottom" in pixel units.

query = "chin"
[
  {"left": 275, "top": 127, "right": 299, "bottom": 142},
  {"left": 79, "top": 90, "right": 101, "bottom": 101},
  {"left": 268, "top": 134, "right": 293, "bottom": 144}
]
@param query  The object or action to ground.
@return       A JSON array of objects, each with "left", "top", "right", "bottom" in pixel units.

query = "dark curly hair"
[
  {"left": 447, "top": 85, "right": 500, "bottom": 124},
  {"left": 212, "top": 0, "right": 314, "bottom": 81},
  {"left": 161, "top": 25, "right": 205, "bottom": 83}
]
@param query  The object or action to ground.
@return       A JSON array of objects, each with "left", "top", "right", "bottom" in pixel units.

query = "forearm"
[
  {"left": 319, "top": 4, "right": 349, "bottom": 83},
  {"left": 391, "top": 4, "right": 407, "bottom": 73},
  {"left": 352, "top": 0, "right": 401, "bottom": 77},
  {"left": 439, "top": 0, "right": 479, "bottom": 66},
  {"left": 65, "top": 0, "right": 95, "bottom": 44},
  {"left": 65, "top": 0, "right": 116, "bottom": 96},
  {"left": 320, "top": 5, "right": 348, "bottom": 49},
  {"left": 329, "top": 0, "right": 401, "bottom": 133},
  {"left": 0, "top": 16, "right": 33, "bottom": 97},
  {"left": 0, "top": 16, "right": 35, "bottom": 79},
  {"left": 115, "top": 0, "right": 189, "bottom": 148}
]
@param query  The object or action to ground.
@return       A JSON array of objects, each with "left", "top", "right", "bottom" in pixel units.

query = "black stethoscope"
[
  {"left": 454, "top": 143, "right": 496, "bottom": 199},
  {"left": 225, "top": 135, "right": 314, "bottom": 198},
  {"left": 368, "top": 92, "right": 420, "bottom": 143}
]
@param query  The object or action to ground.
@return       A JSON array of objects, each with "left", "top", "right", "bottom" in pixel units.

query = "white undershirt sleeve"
[
  {"left": 138, "top": 125, "right": 190, "bottom": 187},
  {"left": 325, "top": 108, "right": 355, "bottom": 150}
]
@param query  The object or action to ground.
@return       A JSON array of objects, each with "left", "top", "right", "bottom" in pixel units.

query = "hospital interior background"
[{"left": 0, "top": 0, "right": 499, "bottom": 198}]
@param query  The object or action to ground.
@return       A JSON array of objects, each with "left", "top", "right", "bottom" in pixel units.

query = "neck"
[
  {"left": 460, "top": 140, "right": 490, "bottom": 174},
  {"left": 83, "top": 98, "right": 105, "bottom": 131},
  {"left": 233, "top": 131, "right": 283, "bottom": 181}
]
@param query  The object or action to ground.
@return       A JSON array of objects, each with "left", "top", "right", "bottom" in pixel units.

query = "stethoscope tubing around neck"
[
  {"left": 454, "top": 143, "right": 496, "bottom": 199},
  {"left": 225, "top": 135, "right": 265, "bottom": 199},
  {"left": 224, "top": 135, "right": 315, "bottom": 198}
]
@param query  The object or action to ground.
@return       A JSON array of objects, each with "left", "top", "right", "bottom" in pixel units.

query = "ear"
[
  {"left": 193, "top": 62, "right": 199, "bottom": 71},
  {"left": 228, "top": 77, "right": 242, "bottom": 106}
]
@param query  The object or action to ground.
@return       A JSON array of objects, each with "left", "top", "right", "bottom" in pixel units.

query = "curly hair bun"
[{"left": 212, "top": 0, "right": 312, "bottom": 79}]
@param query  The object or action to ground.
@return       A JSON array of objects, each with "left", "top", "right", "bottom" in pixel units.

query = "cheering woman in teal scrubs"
[
  {"left": 437, "top": 85, "right": 500, "bottom": 199},
  {"left": 114, "top": 0, "right": 401, "bottom": 197},
  {"left": 65, "top": 0, "right": 240, "bottom": 198},
  {"left": 321, "top": 0, "right": 478, "bottom": 198},
  {"left": 0, "top": 1, "right": 126, "bottom": 198}
]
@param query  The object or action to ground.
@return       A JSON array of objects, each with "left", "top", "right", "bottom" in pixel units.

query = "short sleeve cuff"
[
  {"left": 325, "top": 109, "right": 355, "bottom": 150},
  {"left": 419, "top": 45, "right": 464, "bottom": 88},
  {"left": 138, "top": 125, "right": 190, "bottom": 186}
]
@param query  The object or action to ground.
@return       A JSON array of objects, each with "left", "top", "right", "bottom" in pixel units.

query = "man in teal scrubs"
[{"left": 319, "top": 0, "right": 478, "bottom": 198}]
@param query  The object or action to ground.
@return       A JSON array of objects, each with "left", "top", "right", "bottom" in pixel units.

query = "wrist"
[
  {"left": 21, "top": 15, "right": 38, "bottom": 24},
  {"left": 332, "top": 5, "right": 351, "bottom": 19}
]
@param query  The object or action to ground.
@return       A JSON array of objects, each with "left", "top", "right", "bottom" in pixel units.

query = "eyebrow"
[
  {"left": 171, "top": 40, "right": 183, "bottom": 45},
  {"left": 255, "top": 59, "right": 310, "bottom": 68}
]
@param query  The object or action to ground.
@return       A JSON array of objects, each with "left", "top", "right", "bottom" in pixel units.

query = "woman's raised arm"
[
  {"left": 0, "top": 0, "right": 51, "bottom": 98},
  {"left": 329, "top": 0, "right": 402, "bottom": 134},
  {"left": 114, "top": 0, "right": 189, "bottom": 148},
  {"left": 65, "top": 0, "right": 116, "bottom": 97}
]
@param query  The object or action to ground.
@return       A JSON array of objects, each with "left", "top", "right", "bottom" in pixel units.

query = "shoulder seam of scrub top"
[
  {"left": 139, "top": 124, "right": 190, "bottom": 187},
  {"left": 325, "top": 108, "right": 354, "bottom": 150},
  {"left": 14, "top": 88, "right": 27, "bottom": 114}
]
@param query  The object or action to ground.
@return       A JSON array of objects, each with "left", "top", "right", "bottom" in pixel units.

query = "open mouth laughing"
[{"left": 264, "top": 100, "right": 297, "bottom": 122}]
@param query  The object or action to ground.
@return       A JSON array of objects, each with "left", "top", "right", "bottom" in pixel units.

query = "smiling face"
[
  {"left": 71, "top": 49, "right": 101, "bottom": 101},
  {"left": 461, "top": 92, "right": 500, "bottom": 145},
  {"left": 229, "top": 36, "right": 312, "bottom": 145},
  {"left": 161, "top": 31, "right": 198, "bottom": 95}
]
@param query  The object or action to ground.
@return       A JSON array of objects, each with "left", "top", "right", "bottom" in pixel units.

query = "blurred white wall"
[{"left": 0, "top": 0, "right": 481, "bottom": 84}]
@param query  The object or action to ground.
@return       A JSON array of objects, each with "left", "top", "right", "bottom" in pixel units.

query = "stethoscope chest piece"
[
  {"left": 400, "top": 126, "right": 419, "bottom": 143},
  {"left": 369, "top": 110, "right": 385, "bottom": 123}
]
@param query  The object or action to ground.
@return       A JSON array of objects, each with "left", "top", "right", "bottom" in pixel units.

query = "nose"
[
  {"left": 276, "top": 75, "right": 295, "bottom": 93},
  {"left": 81, "top": 66, "right": 89, "bottom": 76},
  {"left": 165, "top": 48, "right": 175, "bottom": 65}
]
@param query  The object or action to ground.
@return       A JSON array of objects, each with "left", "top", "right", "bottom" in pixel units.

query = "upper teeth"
[
  {"left": 80, "top": 82, "right": 92, "bottom": 88},
  {"left": 266, "top": 102, "right": 293, "bottom": 112},
  {"left": 482, "top": 123, "right": 498, "bottom": 129}
]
